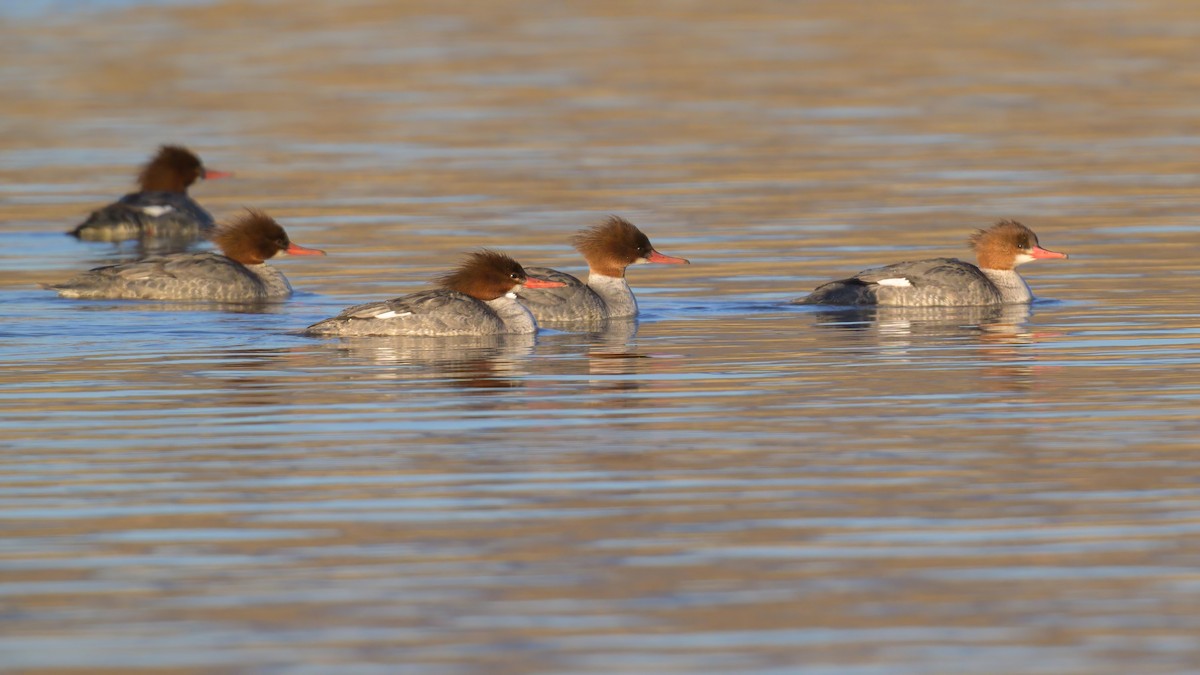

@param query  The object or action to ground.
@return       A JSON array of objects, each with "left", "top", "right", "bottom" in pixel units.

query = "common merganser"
[
  {"left": 304, "top": 250, "right": 565, "bottom": 337},
  {"left": 518, "top": 216, "right": 689, "bottom": 322},
  {"left": 46, "top": 210, "right": 324, "bottom": 302},
  {"left": 795, "top": 220, "right": 1068, "bottom": 306},
  {"left": 70, "top": 145, "right": 231, "bottom": 244}
]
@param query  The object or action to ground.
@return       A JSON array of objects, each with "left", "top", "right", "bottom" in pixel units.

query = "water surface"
[{"left": 2, "top": 1, "right": 1200, "bottom": 673}]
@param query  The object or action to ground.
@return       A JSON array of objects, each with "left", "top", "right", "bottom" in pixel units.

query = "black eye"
[{"left": 510, "top": 272, "right": 520, "bottom": 280}]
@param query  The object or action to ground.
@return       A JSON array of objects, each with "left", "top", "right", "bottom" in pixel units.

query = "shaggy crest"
[
  {"left": 213, "top": 209, "right": 291, "bottom": 265},
  {"left": 138, "top": 145, "right": 206, "bottom": 193},
  {"left": 968, "top": 219, "right": 1037, "bottom": 270},
  {"left": 968, "top": 219, "right": 1036, "bottom": 251},
  {"left": 437, "top": 250, "right": 527, "bottom": 301},
  {"left": 571, "top": 215, "right": 653, "bottom": 276}
]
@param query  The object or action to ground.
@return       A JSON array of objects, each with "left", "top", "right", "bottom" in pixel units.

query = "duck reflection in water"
[
  {"left": 537, "top": 318, "right": 653, "bottom": 392},
  {"left": 811, "top": 304, "right": 1033, "bottom": 341},
  {"left": 808, "top": 304, "right": 1045, "bottom": 391},
  {"left": 313, "top": 333, "right": 536, "bottom": 390},
  {"left": 80, "top": 237, "right": 213, "bottom": 266}
]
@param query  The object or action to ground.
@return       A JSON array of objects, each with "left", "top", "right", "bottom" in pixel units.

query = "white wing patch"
[
  {"left": 139, "top": 205, "right": 175, "bottom": 217},
  {"left": 372, "top": 310, "right": 412, "bottom": 319},
  {"left": 876, "top": 278, "right": 912, "bottom": 287}
]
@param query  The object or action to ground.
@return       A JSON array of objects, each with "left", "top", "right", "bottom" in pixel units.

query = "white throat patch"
[{"left": 140, "top": 205, "right": 175, "bottom": 218}]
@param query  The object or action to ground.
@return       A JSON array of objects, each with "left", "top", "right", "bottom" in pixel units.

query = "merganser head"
[
  {"left": 571, "top": 215, "right": 690, "bottom": 278},
  {"left": 438, "top": 250, "right": 564, "bottom": 301},
  {"left": 968, "top": 219, "right": 1067, "bottom": 271},
  {"left": 137, "top": 145, "right": 232, "bottom": 193},
  {"left": 213, "top": 209, "right": 326, "bottom": 265}
]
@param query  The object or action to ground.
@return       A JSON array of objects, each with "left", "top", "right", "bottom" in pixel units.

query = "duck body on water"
[
  {"left": 304, "top": 251, "right": 565, "bottom": 337},
  {"left": 795, "top": 220, "right": 1068, "bottom": 307},
  {"left": 53, "top": 151, "right": 1076, "bottom": 333},
  {"left": 48, "top": 211, "right": 325, "bottom": 302},
  {"left": 519, "top": 216, "right": 689, "bottom": 323},
  {"left": 70, "top": 145, "right": 231, "bottom": 245}
]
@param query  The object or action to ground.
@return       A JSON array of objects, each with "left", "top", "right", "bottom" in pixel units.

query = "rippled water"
[{"left": 3, "top": 1, "right": 1200, "bottom": 673}]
